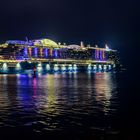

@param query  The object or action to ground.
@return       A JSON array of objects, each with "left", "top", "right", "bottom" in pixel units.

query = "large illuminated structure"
[{"left": 0, "top": 38, "right": 119, "bottom": 73}]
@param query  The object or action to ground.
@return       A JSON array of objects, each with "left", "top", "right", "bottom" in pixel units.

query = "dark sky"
[{"left": 0, "top": 0, "right": 140, "bottom": 67}]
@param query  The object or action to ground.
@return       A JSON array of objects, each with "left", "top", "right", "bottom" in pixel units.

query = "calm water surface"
[{"left": 0, "top": 72, "right": 120, "bottom": 139}]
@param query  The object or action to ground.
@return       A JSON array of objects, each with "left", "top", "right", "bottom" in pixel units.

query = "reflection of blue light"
[
  {"left": 34, "top": 48, "right": 38, "bottom": 56},
  {"left": 45, "top": 48, "right": 48, "bottom": 57},
  {"left": 24, "top": 48, "right": 28, "bottom": 56}
]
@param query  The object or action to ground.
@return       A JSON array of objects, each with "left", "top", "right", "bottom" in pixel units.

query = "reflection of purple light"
[
  {"left": 33, "top": 78, "right": 37, "bottom": 96},
  {"left": 17, "top": 74, "right": 29, "bottom": 78}
]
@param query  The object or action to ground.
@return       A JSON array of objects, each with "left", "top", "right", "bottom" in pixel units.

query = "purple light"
[
  {"left": 34, "top": 48, "right": 38, "bottom": 56},
  {"left": 45, "top": 48, "right": 48, "bottom": 57},
  {"left": 100, "top": 50, "right": 103, "bottom": 60},
  {"left": 54, "top": 49, "right": 58, "bottom": 58},
  {"left": 95, "top": 49, "right": 100, "bottom": 60},
  {"left": 24, "top": 48, "right": 28, "bottom": 56}
]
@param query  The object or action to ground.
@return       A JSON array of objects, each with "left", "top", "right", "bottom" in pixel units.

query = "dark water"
[{"left": 0, "top": 72, "right": 121, "bottom": 139}]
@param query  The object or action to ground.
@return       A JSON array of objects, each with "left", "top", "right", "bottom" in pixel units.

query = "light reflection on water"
[{"left": 0, "top": 72, "right": 119, "bottom": 136}]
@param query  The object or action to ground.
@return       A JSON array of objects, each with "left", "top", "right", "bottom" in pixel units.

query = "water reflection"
[
  {"left": 94, "top": 72, "right": 114, "bottom": 114},
  {"left": 44, "top": 75, "right": 58, "bottom": 115},
  {"left": 0, "top": 75, "right": 8, "bottom": 111},
  {"left": 0, "top": 72, "right": 119, "bottom": 135}
]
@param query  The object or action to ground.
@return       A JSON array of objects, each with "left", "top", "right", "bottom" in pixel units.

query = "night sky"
[{"left": 0, "top": 0, "right": 140, "bottom": 68}]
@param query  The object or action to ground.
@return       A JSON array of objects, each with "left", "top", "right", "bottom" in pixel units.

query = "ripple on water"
[{"left": 0, "top": 73, "right": 120, "bottom": 138}]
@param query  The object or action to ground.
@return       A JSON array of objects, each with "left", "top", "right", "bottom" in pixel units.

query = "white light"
[
  {"left": 93, "top": 65, "right": 97, "bottom": 70},
  {"left": 46, "top": 64, "right": 50, "bottom": 70},
  {"left": 88, "top": 64, "right": 92, "bottom": 70},
  {"left": 54, "top": 64, "right": 59, "bottom": 71},
  {"left": 108, "top": 65, "right": 111, "bottom": 69},
  {"left": 99, "top": 65, "right": 102, "bottom": 70},
  {"left": 61, "top": 64, "right": 66, "bottom": 71},
  {"left": 113, "top": 64, "right": 116, "bottom": 68},
  {"left": 2, "top": 63, "right": 8, "bottom": 71},
  {"left": 16, "top": 63, "right": 21, "bottom": 70},
  {"left": 37, "top": 63, "right": 42, "bottom": 71},
  {"left": 68, "top": 64, "right": 73, "bottom": 71},
  {"left": 73, "top": 64, "right": 77, "bottom": 70},
  {"left": 105, "top": 44, "right": 111, "bottom": 51},
  {"left": 104, "top": 65, "right": 107, "bottom": 70}
]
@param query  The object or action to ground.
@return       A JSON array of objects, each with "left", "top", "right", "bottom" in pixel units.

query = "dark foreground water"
[{"left": 0, "top": 72, "right": 121, "bottom": 140}]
